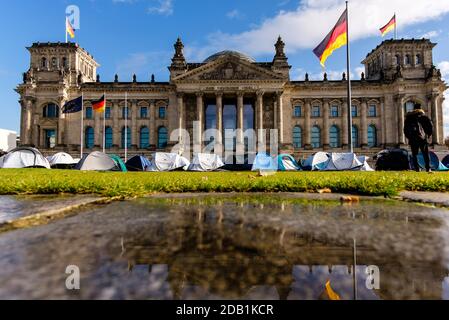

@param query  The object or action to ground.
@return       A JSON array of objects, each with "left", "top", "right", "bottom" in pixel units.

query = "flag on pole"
[
  {"left": 92, "top": 95, "right": 106, "bottom": 113},
  {"left": 313, "top": 9, "right": 348, "bottom": 67},
  {"left": 380, "top": 15, "right": 396, "bottom": 37},
  {"left": 62, "top": 96, "right": 83, "bottom": 114},
  {"left": 66, "top": 17, "right": 75, "bottom": 39}
]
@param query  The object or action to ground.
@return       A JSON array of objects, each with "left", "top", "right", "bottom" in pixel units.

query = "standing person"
[{"left": 404, "top": 103, "right": 434, "bottom": 172}]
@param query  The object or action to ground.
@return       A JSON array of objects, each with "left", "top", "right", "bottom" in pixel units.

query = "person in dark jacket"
[{"left": 403, "top": 103, "right": 434, "bottom": 172}]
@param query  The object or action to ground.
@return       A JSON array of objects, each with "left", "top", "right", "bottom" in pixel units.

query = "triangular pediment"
[{"left": 173, "top": 55, "right": 285, "bottom": 82}]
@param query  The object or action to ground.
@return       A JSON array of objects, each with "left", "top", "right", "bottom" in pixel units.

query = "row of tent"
[{"left": 1, "top": 147, "right": 448, "bottom": 172}]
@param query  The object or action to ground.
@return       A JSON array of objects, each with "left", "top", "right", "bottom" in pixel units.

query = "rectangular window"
[
  {"left": 312, "top": 106, "right": 321, "bottom": 117},
  {"left": 368, "top": 105, "right": 377, "bottom": 117},
  {"left": 122, "top": 107, "right": 130, "bottom": 119},
  {"left": 85, "top": 107, "right": 93, "bottom": 119},
  {"left": 159, "top": 107, "right": 166, "bottom": 119},
  {"left": 294, "top": 106, "right": 302, "bottom": 118},
  {"left": 351, "top": 105, "right": 358, "bottom": 117},
  {"left": 331, "top": 105, "right": 339, "bottom": 117},
  {"left": 140, "top": 107, "right": 148, "bottom": 119},
  {"left": 45, "top": 129, "right": 56, "bottom": 149},
  {"left": 105, "top": 107, "right": 111, "bottom": 119}
]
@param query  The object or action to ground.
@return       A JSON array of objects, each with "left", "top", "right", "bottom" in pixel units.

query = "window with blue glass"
[
  {"left": 140, "top": 107, "right": 148, "bottom": 119},
  {"left": 351, "top": 105, "right": 358, "bottom": 117},
  {"left": 85, "top": 127, "right": 94, "bottom": 149},
  {"left": 367, "top": 125, "right": 377, "bottom": 148},
  {"left": 122, "top": 107, "right": 130, "bottom": 119},
  {"left": 311, "top": 126, "right": 321, "bottom": 148},
  {"left": 43, "top": 103, "right": 59, "bottom": 118},
  {"left": 312, "top": 106, "right": 321, "bottom": 117},
  {"left": 368, "top": 105, "right": 377, "bottom": 117},
  {"left": 293, "top": 126, "right": 302, "bottom": 148},
  {"left": 105, "top": 107, "right": 111, "bottom": 119},
  {"left": 44, "top": 129, "right": 56, "bottom": 149},
  {"left": 158, "top": 127, "right": 168, "bottom": 149},
  {"left": 140, "top": 126, "right": 150, "bottom": 149},
  {"left": 329, "top": 125, "right": 340, "bottom": 148},
  {"left": 352, "top": 126, "right": 359, "bottom": 148},
  {"left": 330, "top": 105, "right": 339, "bottom": 117},
  {"left": 405, "top": 101, "right": 415, "bottom": 113},
  {"left": 121, "top": 127, "right": 131, "bottom": 148},
  {"left": 105, "top": 127, "right": 113, "bottom": 149},
  {"left": 293, "top": 106, "right": 302, "bottom": 118},
  {"left": 85, "top": 107, "right": 93, "bottom": 119},
  {"left": 159, "top": 106, "right": 166, "bottom": 119}
]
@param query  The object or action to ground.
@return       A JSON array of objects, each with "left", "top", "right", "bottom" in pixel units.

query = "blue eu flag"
[{"left": 62, "top": 96, "right": 83, "bottom": 114}]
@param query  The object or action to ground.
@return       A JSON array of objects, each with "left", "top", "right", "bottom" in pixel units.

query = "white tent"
[
  {"left": 148, "top": 153, "right": 190, "bottom": 172},
  {"left": 0, "top": 147, "right": 50, "bottom": 169},
  {"left": 74, "top": 151, "right": 117, "bottom": 171},
  {"left": 188, "top": 153, "right": 225, "bottom": 172},
  {"left": 322, "top": 153, "right": 374, "bottom": 171},
  {"left": 302, "top": 152, "right": 329, "bottom": 171},
  {"left": 47, "top": 152, "right": 78, "bottom": 167}
]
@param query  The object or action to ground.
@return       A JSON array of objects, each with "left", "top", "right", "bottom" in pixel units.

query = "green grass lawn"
[{"left": 0, "top": 169, "right": 448, "bottom": 198}]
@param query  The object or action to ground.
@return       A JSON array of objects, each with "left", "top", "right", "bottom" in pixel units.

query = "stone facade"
[{"left": 15, "top": 38, "right": 447, "bottom": 158}]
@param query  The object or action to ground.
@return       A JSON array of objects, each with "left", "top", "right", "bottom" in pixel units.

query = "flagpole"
[
  {"left": 103, "top": 92, "right": 106, "bottom": 154},
  {"left": 125, "top": 92, "right": 128, "bottom": 162},
  {"left": 81, "top": 92, "right": 84, "bottom": 158},
  {"left": 346, "top": 1, "right": 353, "bottom": 153},
  {"left": 394, "top": 13, "right": 397, "bottom": 40}
]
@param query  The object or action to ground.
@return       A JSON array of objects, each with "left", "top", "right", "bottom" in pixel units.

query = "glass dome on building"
[{"left": 203, "top": 51, "right": 256, "bottom": 63}]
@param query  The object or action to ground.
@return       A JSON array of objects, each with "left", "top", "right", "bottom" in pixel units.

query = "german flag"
[
  {"left": 313, "top": 10, "right": 347, "bottom": 67},
  {"left": 92, "top": 95, "right": 106, "bottom": 113},
  {"left": 66, "top": 17, "right": 75, "bottom": 39},
  {"left": 380, "top": 15, "right": 396, "bottom": 37}
]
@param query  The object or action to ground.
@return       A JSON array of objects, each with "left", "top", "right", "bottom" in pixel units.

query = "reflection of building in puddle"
[{"left": 121, "top": 203, "right": 449, "bottom": 300}]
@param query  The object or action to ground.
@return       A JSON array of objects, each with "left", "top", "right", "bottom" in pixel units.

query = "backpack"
[{"left": 404, "top": 118, "right": 426, "bottom": 141}]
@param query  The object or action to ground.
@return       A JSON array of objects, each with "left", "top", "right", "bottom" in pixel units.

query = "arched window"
[
  {"left": 311, "top": 126, "right": 321, "bottom": 149},
  {"left": 121, "top": 127, "right": 131, "bottom": 149},
  {"left": 352, "top": 125, "right": 359, "bottom": 148},
  {"left": 329, "top": 125, "right": 340, "bottom": 148},
  {"left": 367, "top": 125, "right": 377, "bottom": 148},
  {"left": 62, "top": 57, "right": 68, "bottom": 68},
  {"left": 41, "top": 57, "right": 47, "bottom": 68},
  {"left": 51, "top": 57, "right": 58, "bottom": 69},
  {"left": 43, "top": 103, "right": 59, "bottom": 118},
  {"left": 415, "top": 54, "right": 422, "bottom": 65},
  {"left": 293, "top": 126, "right": 302, "bottom": 148},
  {"left": 158, "top": 127, "right": 168, "bottom": 149},
  {"left": 105, "top": 127, "right": 113, "bottom": 149},
  {"left": 395, "top": 55, "right": 401, "bottom": 66},
  {"left": 85, "top": 127, "right": 94, "bottom": 149},
  {"left": 140, "top": 126, "right": 150, "bottom": 149},
  {"left": 405, "top": 55, "right": 411, "bottom": 65}
]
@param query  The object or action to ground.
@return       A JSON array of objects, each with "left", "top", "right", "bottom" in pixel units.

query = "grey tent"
[
  {"left": 47, "top": 152, "right": 78, "bottom": 169},
  {"left": 148, "top": 153, "right": 190, "bottom": 172},
  {"left": 0, "top": 147, "right": 50, "bottom": 169},
  {"left": 75, "top": 151, "right": 118, "bottom": 171},
  {"left": 187, "top": 153, "right": 225, "bottom": 172},
  {"left": 322, "top": 153, "right": 374, "bottom": 171}
]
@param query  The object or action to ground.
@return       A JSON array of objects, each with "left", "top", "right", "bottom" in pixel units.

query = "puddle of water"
[{"left": 0, "top": 195, "right": 448, "bottom": 300}]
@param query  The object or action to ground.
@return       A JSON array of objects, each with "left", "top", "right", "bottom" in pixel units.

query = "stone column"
[
  {"left": 256, "top": 91, "right": 264, "bottom": 146},
  {"left": 237, "top": 92, "right": 244, "bottom": 145},
  {"left": 380, "top": 99, "right": 387, "bottom": 146},
  {"left": 438, "top": 95, "right": 445, "bottom": 145},
  {"left": 112, "top": 101, "right": 120, "bottom": 147},
  {"left": 177, "top": 93, "right": 184, "bottom": 143},
  {"left": 397, "top": 95, "right": 405, "bottom": 145},
  {"left": 323, "top": 99, "right": 330, "bottom": 148},
  {"left": 131, "top": 100, "right": 138, "bottom": 148},
  {"left": 430, "top": 94, "right": 440, "bottom": 145},
  {"left": 94, "top": 101, "right": 101, "bottom": 147},
  {"left": 361, "top": 99, "right": 368, "bottom": 147},
  {"left": 215, "top": 92, "right": 223, "bottom": 154},
  {"left": 58, "top": 98, "right": 66, "bottom": 147},
  {"left": 196, "top": 92, "right": 204, "bottom": 148},
  {"left": 22, "top": 99, "right": 33, "bottom": 145},
  {"left": 304, "top": 99, "right": 311, "bottom": 149},
  {"left": 276, "top": 92, "right": 284, "bottom": 145},
  {"left": 342, "top": 102, "right": 349, "bottom": 148},
  {"left": 149, "top": 100, "right": 156, "bottom": 146}
]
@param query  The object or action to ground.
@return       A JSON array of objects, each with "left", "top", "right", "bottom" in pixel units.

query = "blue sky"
[{"left": 0, "top": 0, "right": 449, "bottom": 135}]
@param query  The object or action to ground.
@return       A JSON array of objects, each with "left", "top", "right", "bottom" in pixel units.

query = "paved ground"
[{"left": 399, "top": 191, "right": 449, "bottom": 208}]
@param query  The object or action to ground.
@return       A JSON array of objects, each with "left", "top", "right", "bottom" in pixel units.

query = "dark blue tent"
[
  {"left": 125, "top": 155, "right": 152, "bottom": 172},
  {"left": 251, "top": 153, "right": 277, "bottom": 171},
  {"left": 442, "top": 154, "right": 449, "bottom": 168},
  {"left": 415, "top": 151, "right": 449, "bottom": 171},
  {"left": 374, "top": 149, "right": 410, "bottom": 171}
]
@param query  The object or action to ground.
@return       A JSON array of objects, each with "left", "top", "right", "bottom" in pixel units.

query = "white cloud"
[
  {"left": 186, "top": 0, "right": 449, "bottom": 59},
  {"left": 148, "top": 0, "right": 173, "bottom": 16},
  {"left": 420, "top": 30, "right": 441, "bottom": 39},
  {"left": 437, "top": 61, "right": 449, "bottom": 137},
  {"left": 116, "top": 51, "right": 171, "bottom": 80},
  {"left": 226, "top": 9, "right": 243, "bottom": 20}
]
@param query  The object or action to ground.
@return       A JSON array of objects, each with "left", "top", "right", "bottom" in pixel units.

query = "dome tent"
[
  {"left": 148, "top": 153, "right": 190, "bottom": 172},
  {"left": 301, "top": 152, "right": 329, "bottom": 171},
  {"left": 322, "top": 153, "right": 374, "bottom": 171},
  {"left": 125, "top": 155, "right": 152, "bottom": 172},
  {"left": 277, "top": 154, "right": 301, "bottom": 171},
  {"left": 251, "top": 153, "right": 277, "bottom": 171},
  {"left": 75, "top": 151, "right": 121, "bottom": 171},
  {"left": 109, "top": 155, "right": 128, "bottom": 172},
  {"left": 374, "top": 149, "right": 410, "bottom": 171},
  {"left": 415, "top": 151, "right": 449, "bottom": 171},
  {"left": 188, "top": 153, "right": 225, "bottom": 172},
  {"left": 442, "top": 154, "right": 449, "bottom": 168},
  {"left": 0, "top": 147, "right": 50, "bottom": 169},
  {"left": 47, "top": 152, "right": 78, "bottom": 169}
]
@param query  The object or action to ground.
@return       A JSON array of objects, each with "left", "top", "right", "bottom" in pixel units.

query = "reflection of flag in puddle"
[{"left": 323, "top": 280, "right": 341, "bottom": 300}]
